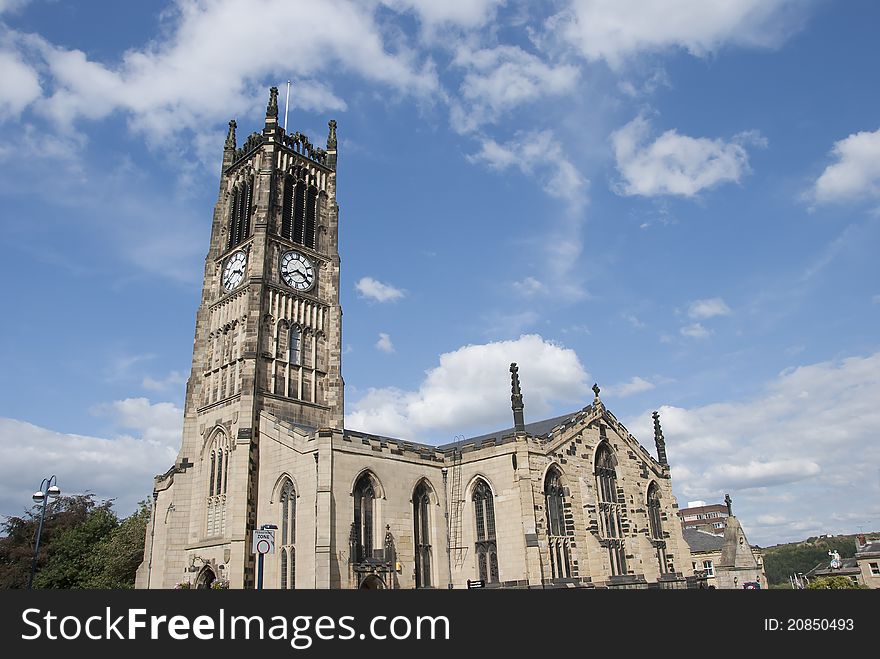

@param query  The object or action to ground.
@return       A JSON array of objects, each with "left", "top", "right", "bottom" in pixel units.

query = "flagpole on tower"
[{"left": 284, "top": 80, "right": 291, "bottom": 131}]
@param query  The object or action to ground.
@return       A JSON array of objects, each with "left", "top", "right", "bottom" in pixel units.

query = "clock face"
[
  {"left": 280, "top": 251, "right": 316, "bottom": 291},
  {"left": 222, "top": 251, "right": 247, "bottom": 291}
]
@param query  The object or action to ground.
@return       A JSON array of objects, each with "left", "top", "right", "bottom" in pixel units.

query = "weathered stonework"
[{"left": 136, "top": 89, "right": 693, "bottom": 590}]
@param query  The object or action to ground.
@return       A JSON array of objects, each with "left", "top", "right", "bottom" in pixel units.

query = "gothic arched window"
[
  {"left": 413, "top": 481, "right": 432, "bottom": 588},
  {"left": 596, "top": 442, "right": 627, "bottom": 576},
  {"left": 544, "top": 468, "right": 571, "bottom": 579},
  {"left": 279, "top": 479, "right": 296, "bottom": 589},
  {"left": 353, "top": 473, "right": 375, "bottom": 563},
  {"left": 647, "top": 482, "right": 669, "bottom": 574},
  {"left": 472, "top": 479, "right": 498, "bottom": 584},
  {"left": 206, "top": 431, "right": 230, "bottom": 537},
  {"left": 227, "top": 177, "right": 253, "bottom": 250}
]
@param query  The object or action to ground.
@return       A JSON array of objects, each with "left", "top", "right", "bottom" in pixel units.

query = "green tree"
[
  {"left": 0, "top": 494, "right": 101, "bottom": 589},
  {"left": 0, "top": 494, "right": 149, "bottom": 589},
  {"left": 806, "top": 576, "right": 867, "bottom": 589},
  {"left": 33, "top": 502, "right": 118, "bottom": 588},
  {"left": 85, "top": 501, "right": 150, "bottom": 589}
]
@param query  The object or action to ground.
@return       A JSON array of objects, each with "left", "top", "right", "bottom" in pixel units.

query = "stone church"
[{"left": 136, "top": 88, "right": 693, "bottom": 590}]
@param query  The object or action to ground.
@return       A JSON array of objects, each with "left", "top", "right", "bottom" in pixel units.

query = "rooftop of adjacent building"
[{"left": 683, "top": 528, "right": 726, "bottom": 553}]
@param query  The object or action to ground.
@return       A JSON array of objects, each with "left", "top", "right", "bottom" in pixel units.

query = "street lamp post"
[{"left": 28, "top": 475, "right": 61, "bottom": 589}]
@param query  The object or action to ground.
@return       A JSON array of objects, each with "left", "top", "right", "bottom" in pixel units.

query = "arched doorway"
[
  {"left": 359, "top": 574, "right": 385, "bottom": 590},
  {"left": 196, "top": 566, "right": 216, "bottom": 589}
]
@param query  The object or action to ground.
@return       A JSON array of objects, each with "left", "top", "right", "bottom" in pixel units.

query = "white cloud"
[
  {"left": 0, "top": 49, "right": 41, "bottom": 117},
  {"left": 355, "top": 276, "right": 405, "bottom": 302},
  {"left": 382, "top": 0, "right": 504, "bottom": 29},
  {"left": 605, "top": 376, "right": 655, "bottom": 397},
  {"left": 14, "top": 0, "right": 437, "bottom": 142},
  {"left": 375, "top": 332, "right": 395, "bottom": 354},
  {"left": 346, "top": 334, "right": 590, "bottom": 440},
  {"left": 469, "top": 129, "right": 587, "bottom": 208},
  {"left": 91, "top": 398, "right": 183, "bottom": 447},
  {"left": 688, "top": 297, "right": 732, "bottom": 319},
  {"left": 626, "top": 351, "right": 880, "bottom": 544},
  {"left": 0, "top": 398, "right": 181, "bottom": 519},
  {"left": 514, "top": 276, "right": 545, "bottom": 296},
  {"left": 0, "top": 0, "right": 30, "bottom": 14},
  {"left": 612, "top": 115, "right": 764, "bottom": 197},
  {"left": 142, "top": 370, "right": 187, "bottom": 392},
  {"left": 680, "top": 322, "right": 710, "bottom": 338},
  {"left": 549, "top": 0, "right": 806, "bottom": 67},
  {"left": 451, "top": 45, "right": 579, "bottom": 132},
  {"left": 812, "top": 128, "right": 880, "bottom": 204}
]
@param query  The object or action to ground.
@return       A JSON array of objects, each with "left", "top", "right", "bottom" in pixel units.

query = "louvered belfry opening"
[
  {"left": 280, "top": 169, "right": 318, "bottom": 249},
  {"left": 228, "top": 176, "right": 253, "bottom": 250}
]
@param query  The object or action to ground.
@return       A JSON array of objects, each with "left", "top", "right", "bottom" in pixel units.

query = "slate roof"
[
  {"left": 857, "top": 541, "right": 880, "bottom": 556},
  {"left": 438, "top": 412, "right": 576, "bottom": 450},
  {"left": 683, "top": 528, "right": 725, "bottom": 553}
]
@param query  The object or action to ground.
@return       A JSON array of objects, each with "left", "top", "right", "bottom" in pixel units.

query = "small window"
[
  {"left": 870, "top": 563, "right": 880, "bottom": 576},
  {"left": 703, "top": 560, "right": 714, "bottom": 577}
]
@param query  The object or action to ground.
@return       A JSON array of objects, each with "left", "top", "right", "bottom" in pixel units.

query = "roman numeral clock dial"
[
  {"left": 222, "top": 250, "right": 247, "bottom": 292},
  {"left": 280, "top": 251, "right": 316, "bottom": 292}
]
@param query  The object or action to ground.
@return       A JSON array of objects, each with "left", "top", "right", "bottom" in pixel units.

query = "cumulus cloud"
[
  {"left": 11, "top": 0, "right": 438, "bottom": 142},
  {"left": 0, "top": 398, "right": 181, "bottom": 520},
  {"left": 355, "top": 277, "right": 405, "bottom": 302},
  {"left": 375, "top": 332, "right": 395, "bottom": 354},
  {"left": 346, "top": 334, "right": 590, "bottom": 440},
  {"left": 451, "top": 45, "right": 579, "bottom": 132},
  {"left": 688, "top": 297, "right": 732, "bottom": 319},
  {"left": 812, "top": 128, "right": 880, "bottom": 204},
  {"left": 549, "top": 0, "right": 806, "bottom": 67},
  {"left": 0, "top": 49, "right": 41, "bottom": 117},
  {"left": 626, "top": 351, "right": 880, "bottom": 544},
  {"left": 611, "top": 115, "right": 764, "bottom": 197}
]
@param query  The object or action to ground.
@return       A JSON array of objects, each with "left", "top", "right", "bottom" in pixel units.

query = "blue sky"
[{"left": 1, "top": 0, "right": 879, "bottom": 546}]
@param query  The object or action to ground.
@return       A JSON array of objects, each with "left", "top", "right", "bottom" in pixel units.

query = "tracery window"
[
  {"left": 279, "top": 478, "right": 296, "bottom": 589},
  {"left": 647, "top": 482, "right": 669, "bottom": 574},
  {"left": 413, "top": 481, "right": 432, "bottom": 588},
  {"left": 596, "top": 442, "right": 627, "bottom": 576},
  {"left": 472, "top": 479, "right": 498, "bottom": 584},
  {"left": 353, "top": 473, "right": 375, "bottom": 563},
  {"left": 544, "top": 468, "right": 571, "bottom": 579},
  {"left": 206, "top": 430, "right": 230, "bottom": 537}
]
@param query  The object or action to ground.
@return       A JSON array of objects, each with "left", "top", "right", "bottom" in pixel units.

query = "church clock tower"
[{"left": 137, "top": 87, "right": 343, "bottom": 589}]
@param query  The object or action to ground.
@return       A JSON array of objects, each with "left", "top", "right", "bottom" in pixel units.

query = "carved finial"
[
  {"left": 652, "top": 410, "right": 668, "bottom": 467},
  {"left": 592, "top": 382, "right": 601, "bottom": 400},
  {"left": 724, "top": 493, "right": 733, "bottom": 517},
  {"left": 510, "top": 363, "right": 525, "bottom": 432},
  {"left": 327, "top": 119, "right": 337, "bottom": 150},
  {"left": 266, "top": 86, "right": 279, "bottom": 119},
  {"left": 224, "top": 120, "right": 237, "bottom": 150}
]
